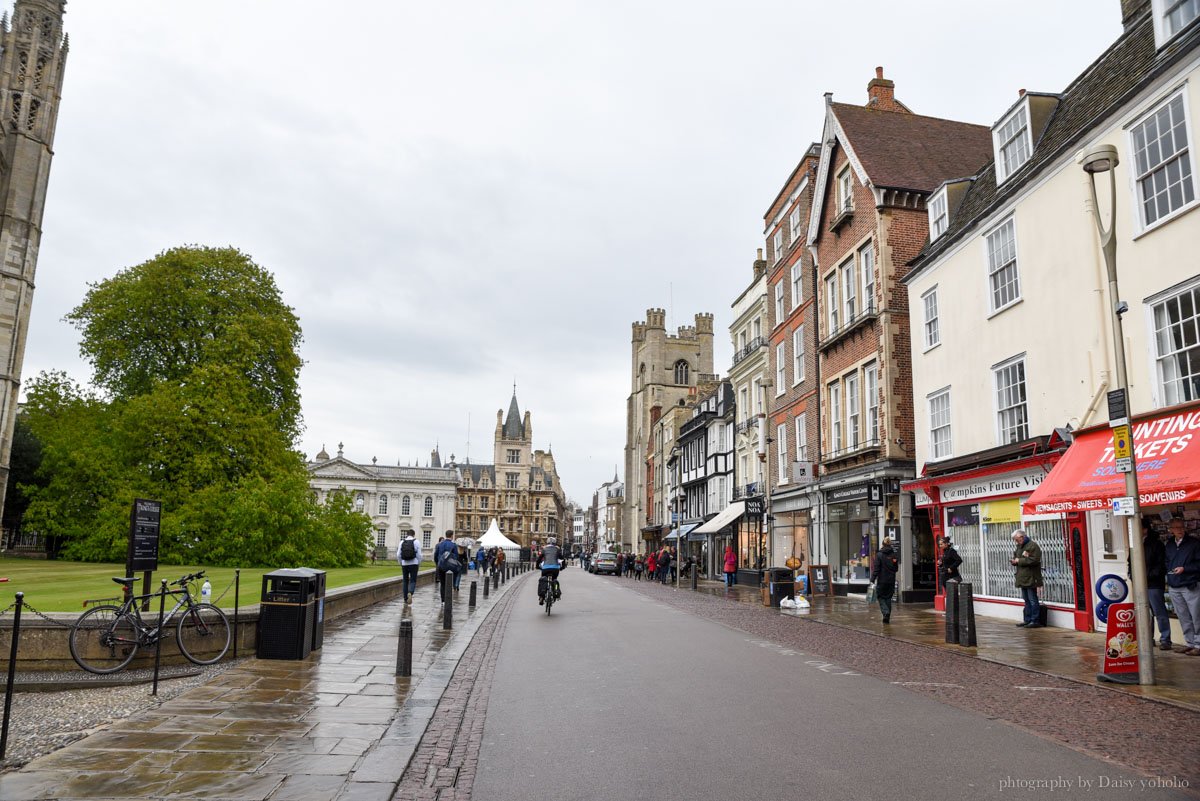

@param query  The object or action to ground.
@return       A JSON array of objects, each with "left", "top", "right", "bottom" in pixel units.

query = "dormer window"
[
  {"left": 928, "top": 188, "right": 949, "bottom": 240},
  {"left": 1153, "top": 0, "right": 1200, "bottom": 46},
  {"left": 994, "top": 102, "right": 1032, "bottom": 184}
]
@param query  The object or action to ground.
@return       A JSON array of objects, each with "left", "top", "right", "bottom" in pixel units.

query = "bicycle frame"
[{"left": 114, "top": 586, "right": 195, "bottom": 645}]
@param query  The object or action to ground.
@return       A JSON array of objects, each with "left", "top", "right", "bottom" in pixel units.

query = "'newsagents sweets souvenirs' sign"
[{"left": 1023, "top": 408, "right": 1200, "bottom": 515}]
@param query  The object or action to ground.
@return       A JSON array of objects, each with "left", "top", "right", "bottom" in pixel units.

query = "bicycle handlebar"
[{"left": 171, "top": 570, "right": 206, "bottom": 587}]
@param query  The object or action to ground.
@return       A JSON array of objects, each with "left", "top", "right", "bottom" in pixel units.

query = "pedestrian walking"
[
  {"left": 937, "top": 536, "right": 962, "bottom": 587},
  {"left": 634, "top": 554, "right": 644, "bottom": 580},
  {"left": 1165, "top": 517, "right": 1200, "bottom": 655},
  {"left": 658, "top": 547, "right": 672, "bottom": 584},
  {"left": 397, "top": 531, "right": 422, "bottom": 604},
  {"left": 871, "top": 538, "right": 899, "bottom": 624},
  {"left": 1139, "top": 519, "right": 1173, "bottom": 651},
  {"left": 646, "top": 550, "right": 657, "bottom": 581},
  {"left": 723, "top": 545, "right": 737, "bottom": 588},
  {"left": 434, "top": 532, "right": 458, "bottom": 597},
  {"left": 1011, "top": 529, "right": 1044, "bottom": 628},
  {"left": 476, "top": 545, "right": 486, "bottom": 576}
]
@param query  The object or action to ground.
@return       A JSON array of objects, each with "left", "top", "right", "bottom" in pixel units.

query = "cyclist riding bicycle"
[{"left": 538, "top": 536, "right": 564, "bottom": 605}]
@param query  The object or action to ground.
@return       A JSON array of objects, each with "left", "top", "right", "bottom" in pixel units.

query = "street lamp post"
[{"left": 1082, "top": 143, "right": 1155, "bottom": 685}]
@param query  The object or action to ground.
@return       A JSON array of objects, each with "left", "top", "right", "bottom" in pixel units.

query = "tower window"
[{"left": 674, "top": 360, "right": 690, "bottom": 385}]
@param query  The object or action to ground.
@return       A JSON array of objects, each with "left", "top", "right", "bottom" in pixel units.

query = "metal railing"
[
  {"left": 732, "top": 336, "right": 767, "bottom": 366},
  {"left": 821, "top": 437, "right": 882, "bottom": 463},
  {"left": 820, "top": 299, "right": 878, "bottom": 349}
]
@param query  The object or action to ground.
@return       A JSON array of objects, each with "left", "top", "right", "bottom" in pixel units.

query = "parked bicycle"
[{"left": 69, "top": 571, "right": 231, "bottom": 674}]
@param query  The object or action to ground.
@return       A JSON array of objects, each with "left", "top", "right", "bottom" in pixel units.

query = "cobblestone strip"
[
  {"left": 390, "top": 573, "right": 525, "bottom": 801},
  {"left": 618, "top": 577, "right": 1200, "bottom": 789}
]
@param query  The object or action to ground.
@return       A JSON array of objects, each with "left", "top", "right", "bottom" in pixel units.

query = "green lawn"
[{"left": 0, "top": 556, "right": 433, "bottom": 612}]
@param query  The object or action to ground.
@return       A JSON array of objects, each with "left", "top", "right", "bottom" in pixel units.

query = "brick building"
[
  {"left": 805, "top": 69, "right": 992, "bottom": 598},
  {"left": 765, "top": 144, "right": 822, "bottom": 573}
]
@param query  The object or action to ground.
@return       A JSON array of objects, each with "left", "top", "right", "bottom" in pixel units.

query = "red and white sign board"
[{"left": 1101, "top": 602, "right": 1139, "bottom": 676}]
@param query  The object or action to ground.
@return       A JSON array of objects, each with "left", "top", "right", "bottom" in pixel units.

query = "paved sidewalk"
[
  {"left": 665, "top": 576, "right": 1200, "bottom": 711},
  {"left": 0, "top": 567, "right": 526, "bottom": 801}
]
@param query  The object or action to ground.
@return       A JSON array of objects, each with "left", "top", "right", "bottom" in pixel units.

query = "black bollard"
[
  {"left": 492, "top": 571, "right": 498, "bottom": 591},
  {"left": 944, "top": 582, "right": 959, "bottom": 644},
  {"left": 483, "top": 576, "right": 490, "bottom": 599},
  {"left": 0, "top": 592, "right": 23, "bottom": 759},
  {"left": 469, "top": 580, "right": 477, "bottom": 609},
  {"left": 152, "top": 580, "right": 167, "bottom": 696},
  {"left": 443, "top": 581, "right": 453, "bottom": 630},
  {"left": 233, "top": 569, "right": 240, "bottom": 659},
  {"left": 396, "top": 619, "right": 413, "bottom": 676},
  {"left": 957, "top": 582, "right": 977, "bottom": 647},
  {"left": 691, "top": 568, "right": 698, "bottom": 591}
]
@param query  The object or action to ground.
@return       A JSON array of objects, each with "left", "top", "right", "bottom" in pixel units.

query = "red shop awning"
[{"left": 1022, "top": 404, "right": 1200, "bottom": 515}]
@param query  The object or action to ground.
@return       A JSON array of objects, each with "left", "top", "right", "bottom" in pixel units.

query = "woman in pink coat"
[{"left": 723, "top": 545, "right": 738, "bottom": 588}]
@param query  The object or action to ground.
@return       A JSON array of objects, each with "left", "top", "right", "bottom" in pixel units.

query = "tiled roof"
[
  {"left": 910, "top": 9, "right": 1200, "bottom": 276},
  {"left": 503, "top": 395, "right": 524, "bottom": 439},
  {"left": 832, "top": 103, "right": 992, "bottom": 193}
]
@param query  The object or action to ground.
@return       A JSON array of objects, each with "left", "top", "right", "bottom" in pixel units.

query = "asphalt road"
[{"left": 473, "top": 570, "right": 1194, "bottom": 801}]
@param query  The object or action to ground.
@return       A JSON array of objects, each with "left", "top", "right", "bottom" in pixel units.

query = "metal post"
[
  {"left": 483, "top": 574, "right": 490, "bottom": 598},
  {"left": 396, "top": 619, "right": 413, "bottom": 676},
  {"left": 691, "top": 565, "right": 698, "bottom": 591},
  {"left": 152, "top": 580, "right": 167, "bottom": 696},
  {"left": 0, "top": 592, "right": 23, "bottom": 758},
  {"left": 944, "top": 582, "right": 959, "bottom": 644},
  {"left": 233, "top": 569, "right": 240, "bottom": 659},
  {"left": 493, "top": 571, "right": 498, "bottom": 591},
  {"left": 957, "top": 582, "right": 976, "bottom": 648},
  {"left": 1085, "top": 151, "right": 1154, "bottom": 685},
  {"left": 469, "top": 580, "right": 477, "bottom": 609},
  {"left": 442, "top": 580, "right": 453, "bottom": 630}
]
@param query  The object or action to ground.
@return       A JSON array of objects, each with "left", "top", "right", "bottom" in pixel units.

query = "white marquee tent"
[{"left": 478, "top": 519, "right": 521, "bottom": 558}]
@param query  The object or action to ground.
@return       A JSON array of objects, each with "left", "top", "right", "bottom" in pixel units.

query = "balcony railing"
[
  {"left": 732, "top": 336, "right": 767, "bottom": 366},
  {"left": 732, "top": 482, "right": 761, "bottom": 500},
  {"left": 821, "top": 437, "right": 882, "bottom": 463},
  {"left": 819, "top": 299, "right": 878, "bottom": 351},
  {"left": 735, "top": 418, "right": 758, "bottom": 434}
]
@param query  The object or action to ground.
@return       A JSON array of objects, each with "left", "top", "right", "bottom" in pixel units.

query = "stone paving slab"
[{"left": 0, "top": 567, "right": 531, "bottom": 801}]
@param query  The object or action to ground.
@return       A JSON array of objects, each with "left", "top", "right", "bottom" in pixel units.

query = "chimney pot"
[
  {"left": 875, "top": 66, "right": 884, "bottom": 79},
  {"left": 756, "top": 247, "right": 763, "bottom": 259},
  {"left": 1018, "top": 88, "right": 1026, "bottom": 96}
]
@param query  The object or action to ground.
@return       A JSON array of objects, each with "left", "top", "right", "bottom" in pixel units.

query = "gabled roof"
[
  {"left": 909, "top": 7, "right": 1200, "bottom": 279},
  {"left": 830, "top": 103, "right": 992, "bottom": 194}
]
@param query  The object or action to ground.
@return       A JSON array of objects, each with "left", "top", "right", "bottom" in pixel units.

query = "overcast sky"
[{"left": 26, "top": 1, "right": 1120, "bottom": 504}]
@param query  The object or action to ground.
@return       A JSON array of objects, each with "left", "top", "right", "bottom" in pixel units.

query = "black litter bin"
[
  {"left": 768, "top": 567, "right": 795, "bottom": 607},
  {"left": 257, "top": 569, "right": 316, "bottom": 660},
  {"left": 297, "top": 568, "right": 327, "bottom": 651}
]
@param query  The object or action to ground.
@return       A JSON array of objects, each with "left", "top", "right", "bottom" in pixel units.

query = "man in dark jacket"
[
  {"left": 937, "top": 536, "right": 962, "bottom": 587},
  {"left": 1165, "top": 517, "right": 1200, "bottom": 655},
  {"left": 434, "top": 532, "right": 459, "bottom": 599},
  {"left": 1011, "top": 529, "right": 1044, "bottom": 628},
  {"left": 870, "top": 539, "right": 899, "bottom": 624},
  {"left": 1139, "top": 521, "right": 1172, "bottom": 651}
]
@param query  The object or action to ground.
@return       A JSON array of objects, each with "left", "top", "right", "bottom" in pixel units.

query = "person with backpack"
[
  {"left": 434, "top": 532, "right": 458, "bottom": 598},
  {"left": 475, "top": 545, "right": 486, "bottom": 576},
  {"left": 397, "top": 531, "right": 422, "bottom": 605}
]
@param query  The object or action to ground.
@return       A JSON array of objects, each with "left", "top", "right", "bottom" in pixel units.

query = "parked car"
[{"left": 592, "top": 552, "right": 619, "bottom": 575}]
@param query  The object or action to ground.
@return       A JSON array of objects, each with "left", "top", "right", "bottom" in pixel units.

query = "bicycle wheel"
[
  {"left": 176, "top": 602, "right": 231, "bottom": 665},
  {"left": 545, "top": 589, "right": 553, "bottom": 616},
  {"left": 69, "top": 605, "right": 139, "bottom": 674}
]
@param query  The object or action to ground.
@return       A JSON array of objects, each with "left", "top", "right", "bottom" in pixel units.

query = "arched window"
[
  {"left": 424, "top": 496, "right": 433, "bottom": 516},
  {"left": 674, "top": 360, "right": 690, "bottom": 385},
  {"left": 355, "top": 493, "right": 365, "bottom": 512},
  {"left": 378, "top": 494, "right": 388, "bottom": 515},
  {"left": 402, "top": 495, "right": 411, "bottom": 515}
]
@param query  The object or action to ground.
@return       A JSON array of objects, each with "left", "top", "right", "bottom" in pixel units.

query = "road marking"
[
  {"left": 1013, "top": 685, "right": 1075, "bottom": 691},
  {"left": 743, "top": 638, "right": 858, "bottom": 674},
  {"left": 892, "top": 681, "right": 964, "bottom": 688}
]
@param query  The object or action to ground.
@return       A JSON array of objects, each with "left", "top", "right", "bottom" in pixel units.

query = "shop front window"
[
  {"left": 736, "top": 518, "right": 765, "bottom": 571},
  {"left": 946, "top": 504, "right": 1074, "bottom": 605},
  {"left": 828, "top": 500, "right": 874, "bottom": 583}
]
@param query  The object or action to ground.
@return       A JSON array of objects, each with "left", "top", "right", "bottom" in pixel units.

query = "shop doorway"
[{"left": 908, "top": 507, "right": 935, "bottom": 602}]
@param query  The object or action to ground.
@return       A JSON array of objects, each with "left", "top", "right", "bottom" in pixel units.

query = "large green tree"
[{"left": 21, "top": 246, "right": 373, "bottom": 566}]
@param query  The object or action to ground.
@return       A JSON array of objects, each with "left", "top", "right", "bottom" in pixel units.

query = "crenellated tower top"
[{"left": 0, "top": 0, "right": 68, "bottom": 146}]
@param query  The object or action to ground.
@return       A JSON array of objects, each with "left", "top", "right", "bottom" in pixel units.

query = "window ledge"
[
  {"left": 1131, "top": 198, "right": 1199, "bottom": 241},
  {"left": 922, "top": 341, "right": 941, "bottom": 355},
  {"left": 829, "top": 206, "right": 854, "bottom": 232},
  {"left": 986, "top": 296, "right": 1023, "bottom": 321}
]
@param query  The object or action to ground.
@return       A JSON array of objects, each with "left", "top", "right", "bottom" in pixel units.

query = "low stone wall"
[{"left": 0, "top": 569, "right": 436, "bottom": 672}]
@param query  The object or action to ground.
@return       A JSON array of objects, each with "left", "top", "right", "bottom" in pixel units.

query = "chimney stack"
[
  {"left": 1120, "top": 0, "right": 1151, "bottom": 32},
  {"left": 867, "top": 66, "right": 902, "bottom": 112}
]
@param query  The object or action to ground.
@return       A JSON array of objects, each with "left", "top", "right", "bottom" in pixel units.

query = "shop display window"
[
  {"left": 947, "top": 506, "right": 1074, "bottom": 605},
  {"left": 829, "top": 500, "right": 875, "bottom": 582}
]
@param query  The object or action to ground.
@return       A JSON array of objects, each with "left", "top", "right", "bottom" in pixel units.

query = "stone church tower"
[
  {"left": 622, "top": 309, "right": 714, "bottom": 552},
  {"left": 0, "top": 1, "right": 66, "bottom": 521}
]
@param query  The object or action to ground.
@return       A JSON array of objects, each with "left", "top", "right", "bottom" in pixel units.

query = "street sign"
[
  {"left": 1115, "top": 457, "right": 1133, "bottom": 473},
  {"left": 1107, "top": 389, "right": 1129, "bottom": 428},
  {"left": 127, "top": 498, "right": 161, "bottom": 572},
  {"left": 1111, "top": 496, "right": 1135, "bottom": 516}
]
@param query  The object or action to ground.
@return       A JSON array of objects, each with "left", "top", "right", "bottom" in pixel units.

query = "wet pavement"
[
  {"left": 0, "top": 568, "right": 522, "bottom": 801},
  {"left": 678, "top": 577, "right": 1200, "bottom": 711}
]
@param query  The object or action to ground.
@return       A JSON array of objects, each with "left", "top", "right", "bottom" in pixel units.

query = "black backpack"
[{"left": 400, "top": 539, "right": 417, "bottom": 560}]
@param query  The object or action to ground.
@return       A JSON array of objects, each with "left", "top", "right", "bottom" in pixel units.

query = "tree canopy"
[{"left": 20, "top": 246, "right": 372, "bottom": 566}]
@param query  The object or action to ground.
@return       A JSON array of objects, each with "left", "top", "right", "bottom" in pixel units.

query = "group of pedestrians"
[
  {"left": 603, "top": 546, "right": 685, "bottom": 583},
  {"left": 396, "top": 530, "right": 511, "bottom": 605},
  {"left": 473, "top": 544, "right": 507, "bottom": 577}
]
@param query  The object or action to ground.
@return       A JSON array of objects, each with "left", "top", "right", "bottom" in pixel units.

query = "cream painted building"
[
  {"left": 307, "top": 444, "right": 458, "bottom": 558},
  {"left": 904, "top": 0, "right": 1200, "bottom": 632}
]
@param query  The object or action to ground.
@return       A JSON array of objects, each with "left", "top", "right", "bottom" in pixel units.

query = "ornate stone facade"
[
  {"left": 307, "top": 444, "right": 458, "bottom": 558},
  {"left": 452, "top": 394, "right": 568, "bottom": 549},
  {"left": 0, "top": 1, "right": 67, "bottom": 521}
]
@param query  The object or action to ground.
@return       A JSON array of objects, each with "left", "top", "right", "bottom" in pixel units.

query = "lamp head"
[{"left": 1082, "top": 143, "right": 1119, "bottom": 174}]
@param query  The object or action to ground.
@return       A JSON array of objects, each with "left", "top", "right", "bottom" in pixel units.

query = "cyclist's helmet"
[{"left": 547, "top": 537, "right": 557, "bottom": 545}]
